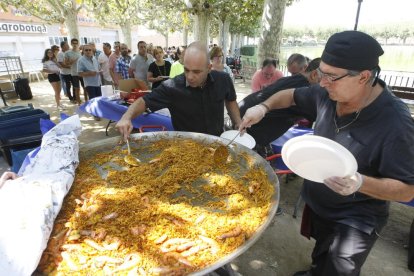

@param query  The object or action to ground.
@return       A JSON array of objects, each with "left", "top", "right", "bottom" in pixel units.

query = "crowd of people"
[
  {"left": 41, "top": 40, "right": 193, "bottom": 114},
  {"left": 8, "top": 30, "right": 411, "bottom": 275}
]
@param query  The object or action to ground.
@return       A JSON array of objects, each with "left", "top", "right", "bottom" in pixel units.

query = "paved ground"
[{"left": 1, "top": 79, "right": 413, "bottom": 276}]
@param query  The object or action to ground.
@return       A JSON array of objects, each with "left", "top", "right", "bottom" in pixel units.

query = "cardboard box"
[{"left": 118, "top": 78, "right": 148, "bottom": 93}]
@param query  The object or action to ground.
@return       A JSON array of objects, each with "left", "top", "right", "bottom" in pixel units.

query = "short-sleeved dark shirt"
[
  {"left": 238, "top": 74, "right": 315, "bottom": 145},
  {"left": 148, "top": 61, "right": 172, "bottom": 89},
  {"left": 143, "top": 70, "right": 236, "bottom": 136},
  {"left": 294, "top": 79, "right": 414, "bottom": 234}
]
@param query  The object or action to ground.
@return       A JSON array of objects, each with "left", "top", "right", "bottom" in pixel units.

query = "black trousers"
[
  {"left": 309, "top": 209, "right": 379, "bottom": 276},
  {"left": 85, "top": 86, "right": 102, "bottom": 100},
  {"left": 61, "top": 74, "right": 74, "bottom": 101}
]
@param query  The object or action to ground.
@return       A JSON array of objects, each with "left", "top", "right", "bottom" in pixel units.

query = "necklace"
[
  {"left": 156, "top": 62, "right": 166, "bottom": 77},
  {"left": 333, "top": 86, "right": 376, "bottom": 133},
  {"left": 333, "top": 106, "right": 362, "bottom": 133}
]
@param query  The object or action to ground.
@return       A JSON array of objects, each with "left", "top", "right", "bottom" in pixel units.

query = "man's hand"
[
  {"left": 238, "top": 104, "right": 267, "bottom": 133},
  {"left": 323, "top": 172, "right": 364, "bottom": 196},
  {"left": 0, "top": 171, "right": 18, "bottom": 188},
  {"left": 115, "top": 118, "right": 133, "bottom": 142}
]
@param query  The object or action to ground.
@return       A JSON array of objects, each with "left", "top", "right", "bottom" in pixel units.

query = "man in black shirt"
[
  {"left": 116, "top": 41, "right": 241, "bottom": 140},
  {"left": 240, "top": 31, "right": 414, "bottom": 276},
  {"left": 239, "top": 58, "right": 320, "bottom": 152}
]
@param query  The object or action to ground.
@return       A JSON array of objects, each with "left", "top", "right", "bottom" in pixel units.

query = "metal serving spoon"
[
  {"left": 124, "top": 139, "right": 140, "bottom": 166},
  {"left": 213, "top": 130, "right": 241, "bottom": 165}
]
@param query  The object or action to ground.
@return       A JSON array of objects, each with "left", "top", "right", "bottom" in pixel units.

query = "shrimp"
[
  {"left": 165, "top": 216, "right": 186, "bottom": 226},
  {"left": 112, "top": 253, "right": 141, "bottom": 273},
  {"left": 141, "top": 196, "right": 150, "bottom": 208},
  {"left": 84, "top": 238, "right": 105, "bottom": 251},
  {"left": 104, "top": 237, "right": 122, "bottom": 250},
  {"left": 79, "top": 229, "right": 95, "bottom": 237},
  {"left": 176, "top": 241, "right": 195, "bottom": 252},
  {"left": 151, "top": 266, "right": 186, "bottom": 275},
  {"left": 61, "top": 252, "right": 79, "bottom": 271},
  {"left": 181, "top": 244, "right": 209, "bottom": 257},
  {"left": 61, "top": 244, "right": 83, "bottom": 252},
  {"left": 248, "top": 181, "right": 260, "bottom": 194},
  {"left": 149, "top": 158, "right": 161, "bottom": 164},
  {"left": 198, "top": 235, "right": 219, "bottom": 254},
  {"left": 131, "top": 224, "right": 147, "bottom": 236},
  {"left": 160, "top": 238, "right": 192, "bottom": 253},
  {"left": 155, "top": 234, "right": 168, "bottom": 245},
  {"left": 93, "top": 255, "right": 123, "bottom": 268},
  {"left": 218, "top": 226, "right": 242, "bottom": 240},
  {"left": 102, "top": 212, "right": 118, "bottom": 221},
  {"left": 194, "top": 214, "right": 206, "bottom": 224},
  {"left": 162, "top": 252, "right": 193, "bottom": 267}
]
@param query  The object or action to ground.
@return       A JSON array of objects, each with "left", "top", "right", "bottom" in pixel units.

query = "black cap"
[{"left": 321, "top": 31, "right": 384, "bottom": 71}]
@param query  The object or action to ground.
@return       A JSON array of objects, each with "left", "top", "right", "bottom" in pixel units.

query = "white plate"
[
  {"left": 220, "top": 130, "right": 256, "bottom": 149},
  {"left": 281, "top": 135, "right": 357, "bottom": 183}
]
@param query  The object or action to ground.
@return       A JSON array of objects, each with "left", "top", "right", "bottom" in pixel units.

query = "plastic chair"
[{"left": 265, "top": 153, "right": 303, "bottom": 218}]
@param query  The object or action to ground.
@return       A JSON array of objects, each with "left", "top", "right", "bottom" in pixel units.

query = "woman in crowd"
[
  {"left": 42, "top": 48, "right": 64, "bottom": 110},
  {"left": 147, "top": 46, "right": 171, "bottom": 89},
  {"left": 51, "top": 45, "right": 60, "bottom": 57},
  {"left": 209, "top": 46, "right": 234, "bottom": 80},
  {"left": 169, "top": 46, "right": 186, "bottom": 78}
]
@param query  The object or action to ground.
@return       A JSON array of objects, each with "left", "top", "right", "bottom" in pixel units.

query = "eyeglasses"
[
  {"left": 316, "top": 68, "right": 357, "bottom": 83},
  {"left": 84, "top": 49, "right": 92, "bottom": 52}
]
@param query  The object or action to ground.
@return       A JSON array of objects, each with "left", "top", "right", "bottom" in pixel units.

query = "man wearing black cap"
[{"left": 239, "top": 31, "right": 414, "bottom": 275}]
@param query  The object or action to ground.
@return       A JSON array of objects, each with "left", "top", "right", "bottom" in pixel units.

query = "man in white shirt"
[
  {"left": 128, "top": 41, "right": 154, "bottom": 87},
  {"left": 57, "top": 41, "right": 72, "bottom": 99},
  {"left": 98, "top": 42, "right": 113, "bottom": 86},
  {"left": 64, "top": 38, "right": 82, "bottom": 104}
]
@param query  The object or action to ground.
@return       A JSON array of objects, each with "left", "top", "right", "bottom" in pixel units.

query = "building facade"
[{"left": 1, "top": 5, "right": 188, "bottom": 72}]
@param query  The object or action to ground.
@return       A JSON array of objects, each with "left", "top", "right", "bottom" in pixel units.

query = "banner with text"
[{"left": 0, "top": 22, "right": 47, "bottom": 34}]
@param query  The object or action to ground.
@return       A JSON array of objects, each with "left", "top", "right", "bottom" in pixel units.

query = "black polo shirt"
[
  {"left": 238, "top": 74, "right": 315, "bottom": 145},
  {"left": 143, "top": 71, "right": 236, "bottom": 136},
  {"left": 294, "top": 80, "right": 414, "bottom": 234}
]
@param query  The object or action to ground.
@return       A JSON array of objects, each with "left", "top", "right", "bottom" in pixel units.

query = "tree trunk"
[
  {"left": 221, "top": 19, "right": 230, "bottom": 60},
  {"left": 257, "top": 0, "right": 287, "bottom": 69},
  {"left": 120, "top": 23, "right": 132, "bottom": 50},
  {"left": 64, "top": 9, "right": 79, "bottom": 40},
  {"left": 183, "top": 27, "right": 189, "bottom": 46},
  {"left": 194, "top": 11, "right": 209, "bottom": 45},
  {"left": 230, "top": 33, "right": 236, "bottom": 57},
  {"left": 165, "top": 32, "right": 169, "bottom": 48}
]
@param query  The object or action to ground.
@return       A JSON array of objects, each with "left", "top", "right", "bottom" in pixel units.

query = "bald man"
[{"left": 116, "top": 41, "right": 241, "bottom": 141}]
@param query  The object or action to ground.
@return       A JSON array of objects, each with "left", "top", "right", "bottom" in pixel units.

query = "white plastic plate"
[{"left": 281, "top": 135, "right": 357, "bottom": 183}]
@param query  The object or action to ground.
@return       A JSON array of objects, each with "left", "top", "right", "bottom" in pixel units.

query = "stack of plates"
[{"left": 281, "top": 135, "right": 357, "bottom": 183}]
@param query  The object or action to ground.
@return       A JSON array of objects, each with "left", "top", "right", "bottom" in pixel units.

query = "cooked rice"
[{"left": 37, "top": 138, "right": 275, "bottom": 275}]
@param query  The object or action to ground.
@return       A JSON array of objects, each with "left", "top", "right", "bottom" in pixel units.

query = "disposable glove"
[
  {"left": 0, "top": 171, "right": 18, "bottom": 188},
  {"left": 238, "top": 104, "right": 268, "bottom": 133},
  {"left": 323, "top": 172, "right": 364, "bottom": 196}
]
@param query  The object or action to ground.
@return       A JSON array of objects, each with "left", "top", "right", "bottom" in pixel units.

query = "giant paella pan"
[{"left": 37, "top": 131, "right": 280, "bottom": 275}]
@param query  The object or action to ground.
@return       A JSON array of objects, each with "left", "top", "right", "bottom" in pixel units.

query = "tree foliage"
[
  {"left": 3, "top": 0, "right": 83, "bottom": 39},
  {"left": 84, "top": 0, "right": 141, "bottom": 49}
]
